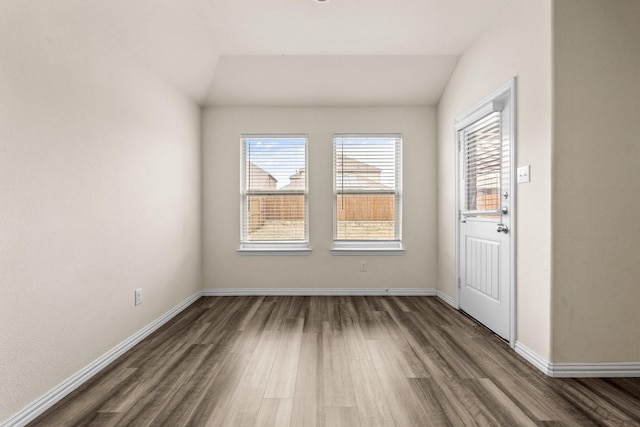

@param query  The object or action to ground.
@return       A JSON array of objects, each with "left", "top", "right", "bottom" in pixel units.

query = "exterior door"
[{"left": 456, "top": 82, "right": 514, "bottom": 341}]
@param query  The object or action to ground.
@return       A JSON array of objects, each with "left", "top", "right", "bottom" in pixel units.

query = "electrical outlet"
[
  {"left": 360, "top": 260, "right": 367, "bottom": 272},
  {"left": 134, "top": 288, "right": 142, "bottom": 306}
]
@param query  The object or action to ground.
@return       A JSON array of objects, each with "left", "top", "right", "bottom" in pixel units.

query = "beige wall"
[
  {"left": 436, "top": 1, "right": 553, "bottom": 359},
  {"left": 0, "top": 1, "right": 202, "bottom": 421},
  {"left": 552, "top": 0, "right": 640, "bottom": 363},
  {"left": 203, "top": 107, "right": 437, "bottom": 291},
  {"left": 4, "top": 4, "right": 638, "bottom": 423}
]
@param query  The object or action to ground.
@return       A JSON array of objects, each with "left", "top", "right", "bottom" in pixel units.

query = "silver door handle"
[{"left": 497, "top": 223, "right": 509, "bottom": 234}]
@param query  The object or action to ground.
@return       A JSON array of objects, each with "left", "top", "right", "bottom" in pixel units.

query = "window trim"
[
  {"left": 239, "top": 241, "right": 312, "bottom": 256},
  {"left": 238, "top": 134, "right": 311, "bottom": 255},
  {"left": 331, "top": 240, "right": 404, "bottom": 256},
  {"left": 331, "top": 133, "right": 404, "bottom": 255}
]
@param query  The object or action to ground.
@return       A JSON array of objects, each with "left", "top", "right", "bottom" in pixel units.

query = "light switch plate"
[{"left": 517, "top": 165, "right": 530, "bottom": 184}]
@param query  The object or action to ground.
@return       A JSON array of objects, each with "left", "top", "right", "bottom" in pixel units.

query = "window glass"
[
  {"left": 333, "top": 134, "right": 402, "bottom": 243},
  {"left": 240, "top": 135, "right": 308, "bottom": 249}
]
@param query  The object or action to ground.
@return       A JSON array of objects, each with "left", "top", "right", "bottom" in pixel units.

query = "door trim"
[{"left": 454, "top": 78, "right": 517, "bottom": 348}]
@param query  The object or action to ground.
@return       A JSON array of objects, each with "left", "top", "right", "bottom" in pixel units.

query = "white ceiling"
[
  {"left": 208, "top": 55, "right": 459, "bottom": 107},
  {"left": 79, "top": 0, "right": 511, "bottom": 106}
]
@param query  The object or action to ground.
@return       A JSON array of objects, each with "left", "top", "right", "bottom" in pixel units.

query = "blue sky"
[{"left": 246, "top": 137, "right": 306, "bottom": 189}]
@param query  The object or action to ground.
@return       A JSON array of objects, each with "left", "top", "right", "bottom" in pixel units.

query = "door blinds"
[{"left": 463, "top": 112, "right": 502, "bottom": 217}]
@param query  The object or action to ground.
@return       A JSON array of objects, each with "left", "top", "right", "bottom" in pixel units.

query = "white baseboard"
[
  {"left": 201, "top": 287, "right": 437, "bottom": 296},
  {"left": 515, "top": 341, "right": 640, "bottom": 378},
  {"left": 515, "top": 341, "right": 553, "bottom": 376},
  {"left": 550, "top": 362, "right": 640, "bottom": 378},
  {"left": 1, "top": 291, "right": 202, "bottom": 427},
  {"left": 436, "top": 290, "right": 457, "bottom": 308},
  {"left": 202, "top": 287, "right": 458, "bottom": 311}
]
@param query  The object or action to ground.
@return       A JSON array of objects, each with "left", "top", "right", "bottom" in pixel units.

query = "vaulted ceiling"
[{"left": 79, "top": 0, "right": 511, "bottom": 106}]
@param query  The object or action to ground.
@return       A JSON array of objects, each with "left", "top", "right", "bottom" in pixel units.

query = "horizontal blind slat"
[
  {"left": 463, "top": 112, "right": 501, "bottom": 215},
  {"left": 241, "top": 135, "right": 308, "bottom": 242},
  {"left": 334, "top": 134, "right": 402, "bottom": 241}
]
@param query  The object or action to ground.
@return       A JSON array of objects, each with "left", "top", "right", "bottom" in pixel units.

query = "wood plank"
[
  {"left": 551, "top": 378, "right": 639, "bottom": 426},
  {"left": 324, "top": 406, "right": 360, "bottom": 427},
  {"left": 28, "top": 296, "right": 640, "bottom": 427},
  {"left": 219, "top": 330, "right": 280, "bottom": 426},
  {"left": 291, "top": 332, "right": 324, "bottom": 427},
  {"left": 322, "top": 321, "right": 356, "bottom": 408},
  {"left": 264, "top": 317, "right": 304, "bottom": 398},
  {"left": 302, "top": 296, "right": 324, "bottom": 333},
  {"left": 256, "top": 398, "right": 293, "bottom": 427},
  {"left": 338, "top": 297, "right": 371, "bottom": 360},
  {"left": 366, "top": 339, "right": 434, "bottom": 426},
  {"left": 408, "top": 377, "right": 477, "bottom": 426},
  {"left": 190, "top": 350, "right": 253, "bottom": 426},
  {"left": 348, "top": 357, "right": 395, "bottom": 426},
  {"left": 375, "top": 306, "right": 431, "bottom": 378},
  {"left": 107, "top": 344, "right": 214, "bottom": 425},
  {"left": 26, "top": 366, "right": 137, "bottom": 426}
]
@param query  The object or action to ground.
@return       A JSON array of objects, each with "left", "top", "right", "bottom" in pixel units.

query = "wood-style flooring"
[{"left": 30, "top": 296, "right": 640, "bottom": 426}]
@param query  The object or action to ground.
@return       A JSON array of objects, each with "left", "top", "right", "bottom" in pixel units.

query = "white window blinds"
[
  {"left": 241, "top": 135, "right": 308, "bottom": 244},
  {"left": 333, "top": 134, "right": 402, "bottom": 241},
  {"left": 462, "top": 112, "right": 502, "bottom": 216}
]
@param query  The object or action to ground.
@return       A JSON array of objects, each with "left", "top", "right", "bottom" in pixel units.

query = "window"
[
  {"left": 462, "top": 111, "right": 502, "bottom": 219},
  {"left": 332, "top": 134, "right": 403, "bottom": 254},
  {"left": 240, "top": 135, "right": 309, "bottom": 254}
]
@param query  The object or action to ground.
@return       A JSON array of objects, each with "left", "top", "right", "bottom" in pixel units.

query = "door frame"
[{"left": 454, "top": 78, "right": 517, "bottom": 348}]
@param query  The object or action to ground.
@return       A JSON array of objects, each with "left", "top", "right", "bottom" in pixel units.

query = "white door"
[{"left": 456, "top": 82, "right": 515, "bottom": 341}]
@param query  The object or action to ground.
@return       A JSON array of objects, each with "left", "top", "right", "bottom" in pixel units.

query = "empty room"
[{"left": 1, "top": 0, "right": 639, "bottom": 426}]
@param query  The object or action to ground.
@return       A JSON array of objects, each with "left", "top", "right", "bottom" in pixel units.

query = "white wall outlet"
[
  {"left": 517, "top": 165, "right": 531, "bottom": 184},
  {"left": 134, "top": 288, "right": 142, "bottom": 306},
  {"left": 360, "top": 260, "right": 367, "bottom": 272}
]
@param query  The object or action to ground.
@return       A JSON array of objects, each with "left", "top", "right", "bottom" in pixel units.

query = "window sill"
[
  {"left": 238, "top": 242, "right": 311, "bottom": 256},
  {"left": 331, "top": 241, "right": 405, "bottom": 256}
]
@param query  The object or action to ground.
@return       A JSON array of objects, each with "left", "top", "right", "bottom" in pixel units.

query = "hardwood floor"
[{"left": 30, "top": 296, "right": 640, "bottom": 426}]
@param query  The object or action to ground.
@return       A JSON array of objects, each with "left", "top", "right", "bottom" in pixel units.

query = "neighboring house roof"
[
  {"left": 336, "top": 156, "right": 382, "bottom": 174},
  {"left": 335, "top": 156, "right": 390, "bottom": 190},
  {"left": 254, "top": 157, "right": 391, "bottom": 191},
  {"left": 247, "top": 162, "right": 277, "bottom": 190},
  {"left": 280, "top": 168, "right": 305, "bottom": 190},
  {"left": 337, "top": 173, "right": 390, "bottom": 190}
]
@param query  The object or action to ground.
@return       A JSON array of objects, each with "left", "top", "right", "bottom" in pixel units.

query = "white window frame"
[
  {"left": 331, "top": 134, "right": 404, "bottom": 255},
  {"left": 238, "top": 134, "right": 311, "bottom": 255}
]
